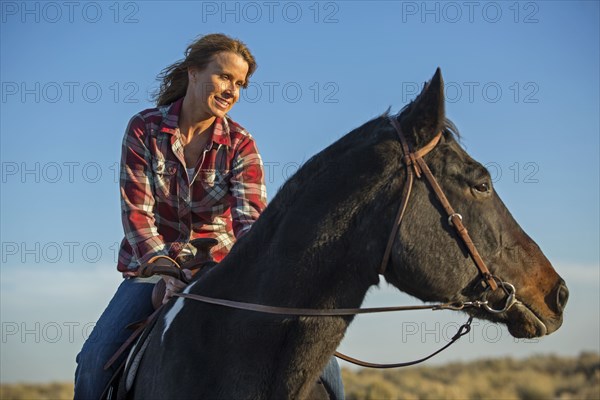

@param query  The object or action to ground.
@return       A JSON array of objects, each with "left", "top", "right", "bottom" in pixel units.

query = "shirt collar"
[
  {"left": 159, "top": 97, "right": 184, "bottom": 135},
  {"left": 213, "top": 116, "right": 232, "bottom": 147},
  {"left": 159, "top": 97, "right": 231, "bottom": 148}
]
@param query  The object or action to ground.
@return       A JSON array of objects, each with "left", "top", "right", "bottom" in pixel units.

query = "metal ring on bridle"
[
  {"left": 448, "top": 213, "right": 462, "bottom": 227},
  {"left": 482, "top": 282, "right": 520, "bottom": 314}
]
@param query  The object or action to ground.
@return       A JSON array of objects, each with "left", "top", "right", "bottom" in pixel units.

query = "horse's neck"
[
  {"left": 204, "top": 157, "right": 391, "bottom": 309},
  {"left": 206, "top": 216, "right": 382, "bottom": 318},
  {"left": 209, "top": 234, "right": 377, "bottom": 315},
  {"left": 208, "top": 241, "right": 362, "bottom": 397},
  {"left": 223, "top": 205, "right": 387, "bottom": 313}
]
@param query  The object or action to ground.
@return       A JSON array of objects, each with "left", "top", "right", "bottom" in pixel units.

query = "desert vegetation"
[
  {"left": 342, "top": 352, "right": 599, "bottom": 400},
  {"left": 0, "top": 353, "right": 598, "bottom": 399}
]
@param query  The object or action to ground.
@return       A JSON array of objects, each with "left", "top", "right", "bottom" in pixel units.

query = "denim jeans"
[
  {"left": 74, "top": 276, "right": 344, "bottom": 400},
  {"left": 321, "top": 357, "right": 345, "bottom": 399},
  {"left": 74, "top": 276, "right": 159, "bottom": 399}
]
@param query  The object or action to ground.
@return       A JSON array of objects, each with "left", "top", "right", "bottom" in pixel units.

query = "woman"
[{"left": 74, "top": 33, "right": 343, "bottom": 399}]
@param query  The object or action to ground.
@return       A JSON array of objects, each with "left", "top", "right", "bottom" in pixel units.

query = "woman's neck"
[{"left": 179, "top": 96, "right": 216, "bottom": 144}]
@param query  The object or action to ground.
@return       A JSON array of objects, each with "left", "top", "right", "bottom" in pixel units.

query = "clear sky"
[{"left": 1, "top": 0, "right": 598, "bottom": 383}]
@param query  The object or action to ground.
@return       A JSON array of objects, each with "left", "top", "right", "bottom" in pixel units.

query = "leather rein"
[{"left": 167, "top": 116, "right": 520, "bottom": 369}]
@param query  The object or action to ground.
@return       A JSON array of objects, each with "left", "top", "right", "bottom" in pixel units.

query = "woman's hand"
[{"left": 161, "top": 269, "right": 193, "bottom": 304}]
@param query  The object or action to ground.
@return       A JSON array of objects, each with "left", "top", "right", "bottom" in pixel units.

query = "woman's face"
[{"left": 187, "top": 51, "right": 249, "bottom": 120}]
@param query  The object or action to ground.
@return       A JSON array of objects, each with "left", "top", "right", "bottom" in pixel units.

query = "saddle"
[
  {"left": 100, "top": 238, "right": 218, "bottom": 400},
  {"left": 137, "top": 237, "right": 219, "bottom": 310}
]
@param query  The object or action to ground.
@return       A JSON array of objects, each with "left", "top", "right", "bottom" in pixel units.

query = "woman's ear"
[
  {"left": 187, "top": 67, "right": 196, "bottom": 83},
  {"left": 397, "top": 68, "right": 446, "bottom": 148}
]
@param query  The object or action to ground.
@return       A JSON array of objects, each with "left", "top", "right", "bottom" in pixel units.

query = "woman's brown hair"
[{"left": 154, "top": 33, "right": 257, "bottom": 106}]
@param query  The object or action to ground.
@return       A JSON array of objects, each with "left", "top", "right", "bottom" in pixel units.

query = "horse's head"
[{"left": 383, "top": 69, "right": 567, "bottom": 338}]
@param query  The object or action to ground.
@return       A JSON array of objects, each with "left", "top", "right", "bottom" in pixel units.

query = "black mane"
[
  {"left": 241, "top": 115, "right": 395, "bottom": 258},
  {"left": 249, "top": 111, "right": 460, "bottom": 235}
]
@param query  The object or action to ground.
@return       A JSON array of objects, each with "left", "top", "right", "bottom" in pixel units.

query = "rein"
[
  {"left": 172, "top": 283, "right": 518, "bottom": 369},
  {"left": 173, "top": 281, "right": 518, "bottom": 317}
]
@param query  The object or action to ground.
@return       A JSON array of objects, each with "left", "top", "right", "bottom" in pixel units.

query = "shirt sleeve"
[
  {"left": 119, "top": 115, "right": 169, "bottom": 265},
  {"left": 228, "top": 136, "right": 268, "bottom": 238}
]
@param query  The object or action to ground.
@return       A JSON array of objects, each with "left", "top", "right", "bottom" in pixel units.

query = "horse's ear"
[{"left": 398, "top": 68, "right": 445, "bottom": 147}]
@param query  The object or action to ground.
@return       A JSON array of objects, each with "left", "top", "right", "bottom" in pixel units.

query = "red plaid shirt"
[{"left": 117, "top": 98, "right": 267, "bottom": 274}]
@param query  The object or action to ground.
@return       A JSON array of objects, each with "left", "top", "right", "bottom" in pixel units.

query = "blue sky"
[{"left": 1, "top": 0, "right": 599, "bottom": 383}]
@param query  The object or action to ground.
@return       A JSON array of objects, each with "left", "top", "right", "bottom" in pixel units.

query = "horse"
[{"left": 124, "top": 69, "right": 568, "bottom": 399}]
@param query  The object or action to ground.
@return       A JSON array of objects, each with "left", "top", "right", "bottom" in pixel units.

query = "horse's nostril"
[{"left": 556, "top": 284, "right": 569, "bottom": 312}]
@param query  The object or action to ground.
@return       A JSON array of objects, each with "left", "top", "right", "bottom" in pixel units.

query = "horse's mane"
[
  {"left": 270, "top": 110, "right": 460, "bottom": 209},
  {"left": 229, "top": 110, "right": 461, "bottom": 263},
  {"left": 274, "top": 115, "right": 391, "bottom": 202}
]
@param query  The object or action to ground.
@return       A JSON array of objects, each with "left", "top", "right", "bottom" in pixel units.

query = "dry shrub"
[
  {"left": 343, "top": 369, "right": 400, "bottom": 400},
  {"left": 0, "top": 382, "right": 73, "bottom": 400},
  {"left": 1, "top": 354, "right": 598, "bottom": 400},
  {"left": 341, "top": 353, "right": 599, "bottom": 400}
]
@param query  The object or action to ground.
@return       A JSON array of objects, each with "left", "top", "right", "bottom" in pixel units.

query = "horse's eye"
[{"left": 474, "top": 182, "right": 490, "bottom": 193}]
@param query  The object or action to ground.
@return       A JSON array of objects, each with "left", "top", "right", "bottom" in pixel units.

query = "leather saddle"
[
  {"left": 143, "top": 238, "right": 219, "bottom": 310},
  {"left": 101, "top": 238, "right": 218, "bottom": 400}
]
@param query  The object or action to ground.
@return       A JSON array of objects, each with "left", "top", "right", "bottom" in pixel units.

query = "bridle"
[
  {"left": 377, "top": 116, "right": 521, "bottom": 318},
  {"left": 380, "top": 117, "right": 499, "bottom": 290},
  {"left": 142, "top": 116, "right": 521, "bottom": 368}
]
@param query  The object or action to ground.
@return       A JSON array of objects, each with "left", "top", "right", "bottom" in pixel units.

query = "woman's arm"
[
  {"left": 120, "top": 115, "right": 169, "bottom": 266},
  {"left": 229, "top": 136, "right": 268, "bottom": 238}
]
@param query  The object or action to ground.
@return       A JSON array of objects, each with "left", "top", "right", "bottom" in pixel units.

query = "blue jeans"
[
  {"left": 74, "top": 277, "right": 344, "bottom": 400},
  {"left": 321, "top": 357, "right": 345, "bottom": 399},
  {"left": 74, "top": 276, "right": 159, "bottom": 399}
]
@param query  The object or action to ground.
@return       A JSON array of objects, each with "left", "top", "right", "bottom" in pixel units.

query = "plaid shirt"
[{"left": 117, "top": 98, "right": 267, "bottom": 274}]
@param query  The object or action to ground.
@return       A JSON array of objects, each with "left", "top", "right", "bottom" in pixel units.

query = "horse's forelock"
[{"left": 442, "top": 118, "right": 461, "bottom": 141}]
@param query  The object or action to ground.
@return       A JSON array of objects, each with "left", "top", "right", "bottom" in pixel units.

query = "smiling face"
[{"left": 186, "top": 51, "right": 249, "bottom": 120}]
